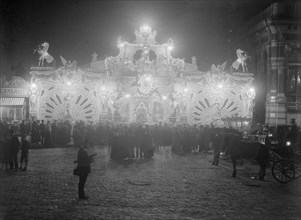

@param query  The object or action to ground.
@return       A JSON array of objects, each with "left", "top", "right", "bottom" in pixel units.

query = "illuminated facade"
[
  {"left": 27, "top": 25, "right": 254, "bottom": 126},
  {"left": 0, "top": 77, "right": 29, "bottom": 121}
]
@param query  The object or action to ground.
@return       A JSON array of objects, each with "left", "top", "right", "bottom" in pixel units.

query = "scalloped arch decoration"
[{"left": 38, "top": 83, "right": 99, "bottom": 122}]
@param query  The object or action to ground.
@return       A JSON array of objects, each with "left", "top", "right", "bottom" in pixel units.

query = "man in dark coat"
[
  {"left": 285, "top": 119, "right": 300, "bottom": 155},
  {"left": 20, "top": 135, "right": 30, "bottom": 171},
  {"left": 39, "top": 120, "right": 45, "bottom": 145},
  {"left": 212, "top": 128, "right": 224, "bottom": 166},
  {"left": 75, "top": 141, "right": 94, "bottom": 200},
  {"left": 8, "top": 129, "right": 20, "bottom": 170}
]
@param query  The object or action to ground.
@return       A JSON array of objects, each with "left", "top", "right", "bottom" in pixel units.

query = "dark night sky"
[{"left": 1, "top": 0, "right": 277, "bottom": 76}]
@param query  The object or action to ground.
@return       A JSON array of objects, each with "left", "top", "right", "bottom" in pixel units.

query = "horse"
[
  {"left": 34, "top": 42, "right": 55, "bottom": 66},
  {"left": 231, "top": 49, "right": 250, "bottom": 73},
  {"left": 226, "top": 133, "right": 269, "bottom": 180}
]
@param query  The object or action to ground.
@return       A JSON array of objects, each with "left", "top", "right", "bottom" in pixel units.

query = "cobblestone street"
[{"left": 0, "top": 146, "right": 300, "bottom": 220}]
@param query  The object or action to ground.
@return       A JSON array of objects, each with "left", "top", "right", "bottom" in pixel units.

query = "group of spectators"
[
  {"left": 95, "top": 123, "right": 242, "bottom": 161},
  {"left": 0, "top": 128, "right": 30, "bottom": 171},
  {"left": 1, "top": 117, "right": 300, "bottom": 169},
  {"left": 0, "top": 119, "right": 73, "bottom": 171}
]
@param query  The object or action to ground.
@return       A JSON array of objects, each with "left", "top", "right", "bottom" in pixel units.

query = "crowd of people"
[
  {"left": 1, "top": 117, "right": 300, "bottom": 171},
  {"left": 1, "top": 118, "right": 300, "bottom": 201}
]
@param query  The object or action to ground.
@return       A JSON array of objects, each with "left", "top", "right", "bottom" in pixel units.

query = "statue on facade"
[
  {"left": 34, "top": 42, "right": 55, "bottom": 66},
  {"left": 91, "top": 53, "right": 98, "bottom": 63},
  {"left": 231, "top": 49, "right": 250, "bottom": 72},
  {"left": 133, "top": 24, "right": 158, "bottom": 46},
  {"left": 211, "top": 61, "right": 227, "bottom": 74},
  {"left": 29, "top": 82, "right": 39, "bottom": 113},
  {"left": 60, "top": 56, "right": 77, "bottom": 70},
  {"left": 191, "top": 56, "right": 197, "bottom": 66}
]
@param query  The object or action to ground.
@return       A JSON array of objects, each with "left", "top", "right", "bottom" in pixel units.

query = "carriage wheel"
[{"left": 272, "top": 160, "right": 295, "bottom": 184}]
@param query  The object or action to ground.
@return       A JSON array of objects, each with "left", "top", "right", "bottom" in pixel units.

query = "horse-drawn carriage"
[
  {"left": 268, "top": 139, "right": 300, "bottom": 183},
  {"left": 225, "top": 130, "right": 301, "bottom": 184}
]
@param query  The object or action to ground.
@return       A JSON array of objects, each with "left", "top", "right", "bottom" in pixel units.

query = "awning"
[{"left": 0, "top": 97, "right": 25, "bottom": 106}]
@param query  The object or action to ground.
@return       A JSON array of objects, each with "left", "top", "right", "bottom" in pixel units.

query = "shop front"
[{"left": 0, "top": 77, "right": 30, "bottom": 122}]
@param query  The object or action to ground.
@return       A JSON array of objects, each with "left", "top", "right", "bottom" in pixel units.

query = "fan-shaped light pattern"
[
  {"left": 39, "top": 85, "right": 98, "bottom": 122},
  {"left": 189, "top": 86, "right": 245, "bottom": 125}
]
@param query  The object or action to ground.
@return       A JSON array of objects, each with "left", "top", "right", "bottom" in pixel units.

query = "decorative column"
[{"left": 265, "top": 40, "right": 287, "bottom": 125}]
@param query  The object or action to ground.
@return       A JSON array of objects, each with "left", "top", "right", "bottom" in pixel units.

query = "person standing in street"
[
  {"left": 74, "top": 140, "right": 94, "bottom": 200},
  {"left": 8, "top": 129, "right": 20, "bottom": 171},
  {"left": 39, "top": 120, "right": 45, "bottom": 146},
  {"left": 20, "top": 135, "right": 30, "bottom": 171}
]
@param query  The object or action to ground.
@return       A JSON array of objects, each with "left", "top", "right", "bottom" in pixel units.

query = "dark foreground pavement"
[{"left": 0, "top": 146, "right": 300, "bottom": 220}]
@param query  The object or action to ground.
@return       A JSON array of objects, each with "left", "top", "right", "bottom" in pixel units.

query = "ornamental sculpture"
[
  {"left": 34, "top": 42, "right": 55, "bottom": 67},
  {"left": 28, "top": 25, "right": 255, "bottom": 126},
  {"left": 232, "top": 49, "right": 250, "bottom": 72}
]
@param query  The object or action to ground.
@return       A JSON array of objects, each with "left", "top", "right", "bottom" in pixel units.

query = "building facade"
[
  {"left": 0, "top": 76, "right": 30, "bottom": 121},
  {"left": 232, "top": 1, "right": 301, "bottom": 126}
]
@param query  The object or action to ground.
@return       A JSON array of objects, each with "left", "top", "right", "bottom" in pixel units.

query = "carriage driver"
[{"left": 285, "top": 119, "right": 300, "bottom": 155}]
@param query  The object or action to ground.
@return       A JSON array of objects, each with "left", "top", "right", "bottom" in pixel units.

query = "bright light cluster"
[{"left": 140, "top": 24, "right": 152, "bottom": 34}]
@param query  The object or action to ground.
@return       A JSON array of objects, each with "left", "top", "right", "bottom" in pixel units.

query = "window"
[{"left": 286, "top": 66, "right": 301, "bottom": 102}]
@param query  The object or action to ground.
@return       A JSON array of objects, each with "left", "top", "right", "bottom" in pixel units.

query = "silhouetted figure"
[
  {"left": 20, "top": 135, "right": 30, "bottom": 171},
  {"left": 8, "top": 129, "right": 20, "bottom": 170},
  {"left": 44, "top": 121, "right": 52, "bottom": 147},
  {"left": 39, "top": 120, "right": 45, "bottom": 145},
  {"left": 75, "top": 141, "right": 94, "bottom": 200},
  {"left": 212, "top": 128, "right": 224, "bottom": 166},
  {"left": 285, "top": 119, "right": 300, "bottom": 155}
]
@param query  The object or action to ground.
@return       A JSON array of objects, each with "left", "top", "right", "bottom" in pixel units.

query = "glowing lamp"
[
  {"left": 141, "top": 24, "right": 151, "bottom": 34},
  {"left": 217, "top": 83, "right": 223, "bottom": 89},
  {"left": 249, "top": 87, "right": 255, "bottom": 93},
  {"left": 270, "top": 96, "right": 276, "bottom": 102},
  {"left": 31, "top": 83, "right": 37, "bottom": 88},
  {"left": 162, "top": 95, "right": 167, "bottom": 100},
  {"left": 243, "top": 121, "right": 249, "bottom": 125},
  {"left": 125, "top": 94, "right": 130, "bottom": 98},
  {"left": 168, "top": 45, "right": 174, "bottom": 51}
]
